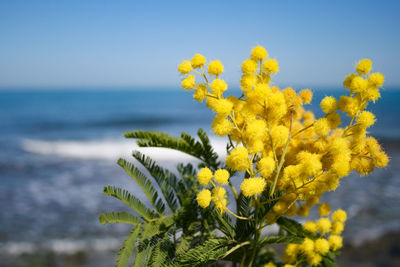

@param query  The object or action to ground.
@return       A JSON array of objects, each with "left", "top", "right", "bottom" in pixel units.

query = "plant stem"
[
  {"left": 270, "top": 112, "right": 293, "bottom": 196},
  {"left": 248, "top": 199, "right": 260, "bottom": 266}
]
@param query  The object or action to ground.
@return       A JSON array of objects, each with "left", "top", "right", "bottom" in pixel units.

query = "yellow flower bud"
[
  {"left": 196, "top": 189, "right": 211, "bottom": 208},
  {"left": 181, "top": 75, "right": 195, "bottom": 90},
  {"left": 320, "top": 96, "right": 338, "bottom": 114},
  {"left": 208, "top": 60, "right": 224, "bottom": 75},
  {"left": 263, "top": 59, "right": 279, "bottom": 73},
  {"left": 251, "top": 45, "right": 268, "bottom": 60},
  {"left": 178, "top": 60, "right": 192, "bottom": 74},
  {"left": 318, "top": 203, "right": 331, "bottom": 216},
  {"left": 197, "top": 167, "right": 213, "bottom": 185},
  {"left": 356, "top": 58, "right": 372, "bottom": 75},
  {"left": 368, "top": 72, "right": 384, "bottom": 87},
  {"left": 226, "top": 146, "right": 250, "bottom": 172},
  {"left": 314, "top": 238, "right": 330, "bottom": 254},
  {"left": 299, "top": 89, "right": 313, "bottom": 104},
  {"left": 214, "top": 169, "right": 230, "bottom": 185},
  {"left": 240, "top": 177, "right": 266, "bottom": 197},
  {"left": 332, "top": 209, "right": 347, "bottom": 222},
  {"left": 191, "top": 53, "right": 206, "bottom": 68},
  {"left": 242, "top": 59, "right": 258, "bottom": 73}
]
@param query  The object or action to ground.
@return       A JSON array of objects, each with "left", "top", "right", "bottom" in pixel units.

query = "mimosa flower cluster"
[
  {"left": 278, "top": 205, "right": 347, "bottom": 266},
  {"left": 178, "top": 46, "right": 388, "bottom": 220}
]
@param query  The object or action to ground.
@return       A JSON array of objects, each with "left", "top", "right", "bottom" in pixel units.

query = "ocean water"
[{"left": 0, "top": 89, "right": 399, "bottom": 259}]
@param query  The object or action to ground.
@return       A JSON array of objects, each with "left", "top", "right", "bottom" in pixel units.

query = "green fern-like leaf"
[
  {"left": 118, "top": 158, "right": 166, "bottom": 215},
  {"left": 132, "top": 151, "right": 179, "bottom": 213},
  {"left": 133, "top": 239, "right": 153, "bottom": 267},
  {"left": 103, "top": 185, "right": 155, "bottom": 221},
  {"left": 212, "top": 210, "right": 235, "bottom": 239},
  {"left": 148, "top": 232, "right": 175, "bottom": 266},
  {"left": 177, "top": 238, "right": 232, "bottom": 266},
  {"left": 99, "top": 211, "right": 140, "bottom": 225},
  {"left": 116, "top": 226, "right": 141, "bottom": 267},
  {"left": 258, "top": 235, "right": 303, "bottom": 246},
  {"left": 277, "top": 216, "right": 314, "bottom": 238},
  {"left": 124, "top": 129, "right": 222, "bottom": 169},
  {"left": 196, "top": 128, "right": 220, "bottom": 169},
  {"left": 235, "top": 193, "right": 254, "bottom": 242},
  {"left": 140, "top": 216, "right": 174, "bottom": 241}
]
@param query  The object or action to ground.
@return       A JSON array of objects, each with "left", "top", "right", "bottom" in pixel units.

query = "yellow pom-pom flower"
[
  {"left": 368, "top": 72, "right": 384, "bottom": 87},
  {"left": 314, "top": 118, "right": 331, "bottom": 136},
  {"left": 273, "top": 201, "right": 288, "bottom": 214},
  {"left": 350, "top": 76, "right": 368, "bottom": 93},
  {"left": 299, "top": 89, "right": 313, "bottom": 104},
  {"left": 214, "top": 99, "right": 233, "bottom": 116},
  {"left": 257, "top": 157, "right": 275, "bottom": 178},
  {"left": 181, "top": 75, "right": 195, "bottom": 90},
  {"left": 306, "top": 252, "right": 322, "bottom": 266},
  {"left": 343, "top": 73, "right": 357, "bottom": 89},
  {"left": 212, "top": 186, "right": 227, "bottom": 212},
  {"left": 208, "top": 60, "right": 224, "bottom": 75},
  {"left": 271, "top": 125, "right": 289, "bottom": 147},
  {"left": 191, "top": 53, "right": 206, "bottom": 68},
  {"left": 242, "top": 59, "right": 258, "bottom": 73},
  {"left": 214, "top": 169, "right": 230, "bottom": 185},
  {"left": 374, "top": 151, "right": 389, "bottom": 168},
  {"left": 329, "top": 235, "right": 343, "bottom": 251},
  {"left": 263, "top": 263, "right": 276, "bottom": 267},
  {"left": 356, "top": 58, "right": 372, "bottom": 75},
  {"left": 178, "top": 60, "right": 192, "bottom": 74},
  {"left": 297, "top": 205, "right": 310, "bottom": 217},
  {"left": 327, "top": 112, "right": 341, "bottom": 129},
  {"left": 240, "top": 177, "right": 266, "bottom": 197},
  {"left": 318, "top": 203, "right": 331, "bottom": 216},
  {"left": 226, "top": 146, "right": 250, "bottom": 172},
  {"left": 210, "top": 78, "right": 228, "bottom": 95},
  {"left": 197, "top": 167, "right": 213, "bottom": 185},
  {"left": 245, "top": 119, "right": 267, "bottom": 140},
  {"left": 301, "top": 238, "right": 315, "bottom": 254},
  {"left": 240, "top": 74, "right": 256, "bottom": 92},
  {"left": 356, "top": 111, "right": 376, "bottom": 128},
  {"left": 303, "top": 221, "right": 317, "bottom": 233},
  {"left": 320, "top": 96, "right": 338, "bottom": 114},
  {"left": 263, "top": 59, "right": 279, "bottom": 73},
  {"left": 283, "top": 244, "right": 299, "bottom": 263},
  {"left": 331, "top": 221, "right": 344, "bottom": 235},
  {"left": 332, "top": 209, "right": 347, "bottom": 222},
  {"left": 193, "top": 85, "right": 208, "bottom": 102},
  {"left": 314, "top": 238, "right": 330, "bottom": 254},
  {"left": 251, "top": 45, "right": 268, "bottom": 60},
  {"left": 212, "top": 115, "right": 233, "bottom": 136},
  {"left": 317, "top": 218, "right": 331, "bottom": 233},
  {"left": 196, "top": 189, "right": 211, "bottom": 208}
]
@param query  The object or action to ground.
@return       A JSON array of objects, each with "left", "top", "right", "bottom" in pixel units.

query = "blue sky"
[{"left": 0, "top": 0, "right": 399, "bottom": 89}]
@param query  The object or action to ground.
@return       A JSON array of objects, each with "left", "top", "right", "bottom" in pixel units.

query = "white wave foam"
[{"left": 21, "top": 137, "right": 228, "bottom": 162}]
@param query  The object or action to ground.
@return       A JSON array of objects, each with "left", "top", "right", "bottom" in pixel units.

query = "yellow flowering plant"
[{"left": 101, "top": 45, "right": 388, "bottom": 267}]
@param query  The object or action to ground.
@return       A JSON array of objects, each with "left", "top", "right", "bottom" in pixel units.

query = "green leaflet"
[
  {"left": 99, "top": 211, "right": 140, "bottom": 225},
  {"left": 103, "top": 185, "right": 156, "bottom": 221},
  {"left": 118, "top": 158, "right": 166, "bottom": 215},
  {"left": 116, "top": 227, "right": 141, "bottom": 267},
  {"left": 277, "top": 216, "right": 314, "bottom": 238},
  {"left": 132, "top": 151, "right": 179, "bottom": 213},
  {"left": 124, "top": 129, "right": 221, "bottom": 169},
  {"left": 258, "top": 235, "right": 303, "bottom": 246},
  {"left": 176, "top": 238, "right": 232, "bottom": 267}
]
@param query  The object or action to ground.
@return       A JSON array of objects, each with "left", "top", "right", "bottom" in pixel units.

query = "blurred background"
[{"left": 0, "top": 1, "right": 399, "bottom": 266}]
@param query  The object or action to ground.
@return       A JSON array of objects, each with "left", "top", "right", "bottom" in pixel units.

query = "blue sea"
[{"left": 0, "top": 89, "right": 399, "bottom": 263}]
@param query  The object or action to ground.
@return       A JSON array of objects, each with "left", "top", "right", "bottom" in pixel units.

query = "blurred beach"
[{"left": 0, "top": 88, "right": 399, "bottom": 266}]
